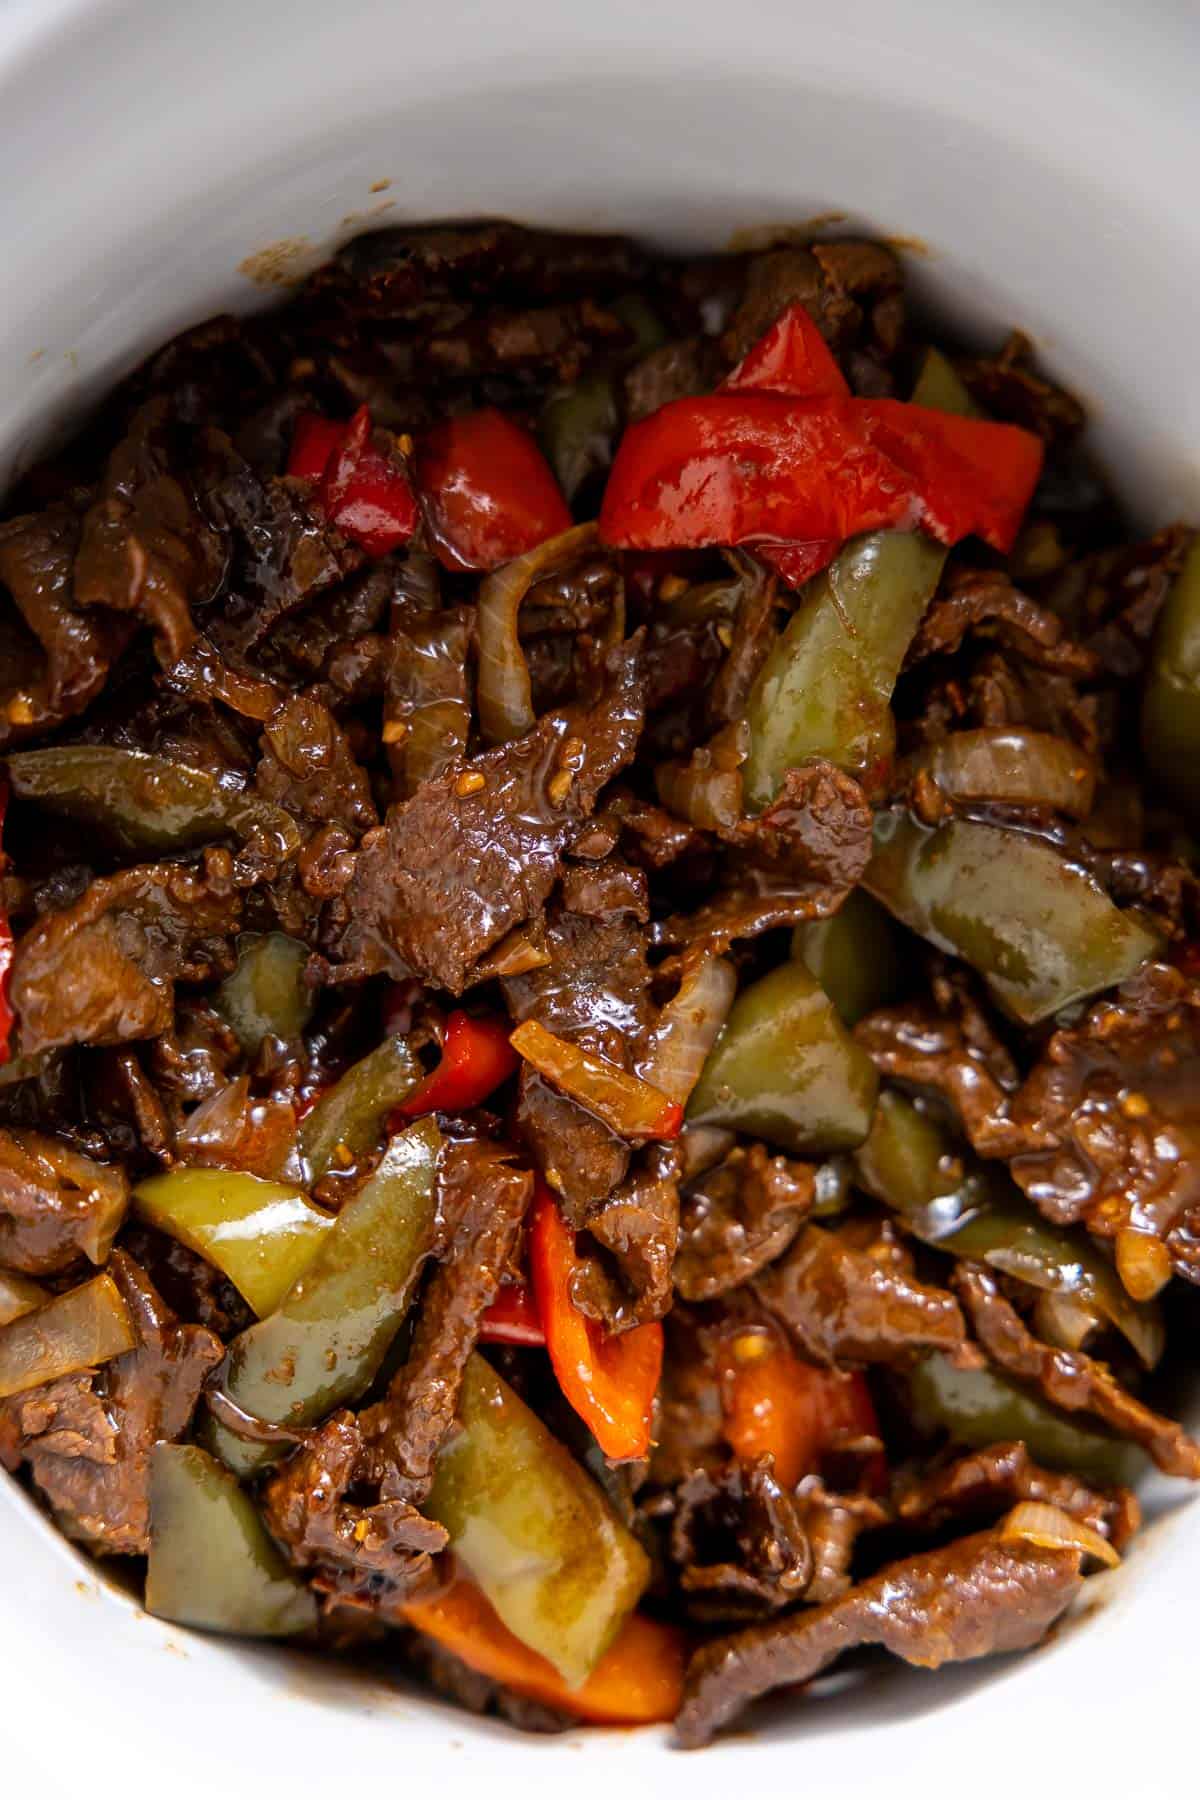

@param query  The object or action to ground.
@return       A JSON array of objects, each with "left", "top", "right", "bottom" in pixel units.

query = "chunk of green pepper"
[
  {"left": 215, "top": 932, "right": 314, "bottom": 1055},
  {"left": 742, "top": 530, "right": 947, "bottom": 808},
  {"left": 0, "top": 1269, "right": 47, "bottom": 1327},
  {"left": 133, "top": 1167, "right": 333, "bottom": 1318},
  {"left": 791, "top": 888, "right": 908, "bottom": 1026},
  {"left": 907, "top": 1352, "right": 1143, "bottom": 1487},
  {"left": 299, "top": 1033, "right": 421, "bottom": 1182},
  {"left": 5, "top": 746, "right": 301, "bottom": 858},
  {"left": 206, "top": 1117, "right": 442, "bottom": 1478},
  {"left": 855, "top": 1090, "right": 1164, "bottom": 1366},
  {"left": 865, "top": 811, "right": 1161, "bottom": 1024},
  {"left": 1142, "top": 534, "right": 1200, "bottom": 823},
  {"left": 0, "top": 1272, "right": 136, "bottom": 1398},
  {"left": 909, "top": 347, "right": 981, "bottom": 416},
  {"left": 425, "top": 1354, "right": 649, "bottom": 1688},
  {"left": 539, "top": 372, "right": 620, "bottom": 503},
  {"left": 687, "top": 960, "right": 879, "bottom": 1152},
  {"left": 146, "top": 1443, "right": 316, "bottom": 1637}
]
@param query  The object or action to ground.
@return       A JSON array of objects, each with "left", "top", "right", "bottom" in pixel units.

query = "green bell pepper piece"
[
  {"left": 907, "top": 1352, "right": 1143, "bottom": 1488},
  {"left": 855, "top": 1090, "right": 1164, "bottom": 1367},
  {"left": 299, "top": 1033, "right": 422, "bottom": 1182},
  {"left": 146, "top": 1443, "right": 316, "bottom": 1637},
  {"left": 133, "top": 1167, "right": 333, "bottom": 1318},
  {"left": 4, "top": 746, "right": 301, "bottom": 858},
  {"left": 1142, "top": 534, "right": 1200, "bottom": 823},
  {"left": 425, "top": 1354, "right": 649, "bottom": 1688},
  {"left": 742, "top": 531, "right": 947, "bottom": 808},
  {"left": 539, "top": 372, "right": 620, "bottom": 503},
  {"left": 791, "top": 888, "right": 908, "bottom": 1026},
  {"left": 687, "top": 959, "right": 879, "bottom": 1152},
  {"left": 215, "top": 932, "right": 314, "bottom": 1055},
  {"left": 865, "top": 811, "right": 1161, "bottom": 1023},
  {"left": 206, "top": 1117, "right": 442, "bottom": 1478}
]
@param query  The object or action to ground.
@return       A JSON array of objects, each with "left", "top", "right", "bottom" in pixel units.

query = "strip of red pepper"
[
  {"left": 528, "top": 1184, "right": 663, "bottom": 1461},
  {"left": 388, "top": 1010, "right": 518, "bottom": 1125},
  {"left": 720, "top": 1329, "right": 884, "bottom": 1490},
  {"left": 478, "top": 1281, "right": 546, "bottom": 1347},
  {"left": 287, "top": 404, "right": 417, "bottom": 556},
  {"left": 599, "top": 303, "right": 1043, "bottom": 583},
  {"left": 0, "top": 779, "right": 12, "bottom": 1064},
  {"left": 415, "top": 407, "right": 573, "bottom": 572}
]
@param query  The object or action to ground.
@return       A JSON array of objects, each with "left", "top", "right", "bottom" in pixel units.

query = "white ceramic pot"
[{"left": 1, "top": 3, "right": 1196, "bottom": 1795}]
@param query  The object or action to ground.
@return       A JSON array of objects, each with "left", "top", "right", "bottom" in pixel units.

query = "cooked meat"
[
  {"left": 675, "top": 1526, "right": 1084, "bottom": 1746},
  {"left": 0, "top": 215, "right": 1194, "bottom": 1748}
]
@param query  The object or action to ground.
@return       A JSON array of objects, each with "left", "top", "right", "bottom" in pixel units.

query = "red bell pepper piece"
[
  {"left": 0, "top": 780, "right": 12, "bottom": 1065},
  {"left": 599, "top": 391, "right": 1043, "bottom": 579},
  {"left": 287, "top": 405, "right": 417, "bottom": 557},
  {"left": 719, "top": 1330, "right": 883, "bottom": 1490},
  {"left": 528, "top": 1184, "right": 663, "bottom": 1461},
  {"left": 722, "top": 301, "right": 849, "bottom": 402},
  {"left": 389, "top": 1010, "right": 518, "bottom": 1124},
  {"left": 478, "top": 1280, "right": 546, "bottom": 1347},
  {"left": 287, "top": 412, "right": 349, "bottom": 482},
  {"left": 416, "top": 407, "right": 572, "bottom": 572}
]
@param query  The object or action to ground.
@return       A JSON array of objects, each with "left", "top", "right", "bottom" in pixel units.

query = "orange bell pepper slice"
[
  {"left": 528, "top": 1184, "right": 663, "bottom": 1460},
  {"left": 403, "top": 1578, "right": 685, "bottom": 1725},
  {"left": 719, "top": 1329, "right": 883, "bottom": 1489}
]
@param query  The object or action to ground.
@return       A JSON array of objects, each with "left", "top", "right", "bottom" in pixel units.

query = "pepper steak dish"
[{"left": 0, "top": 221, "right": 1198, "bottom": 1747}]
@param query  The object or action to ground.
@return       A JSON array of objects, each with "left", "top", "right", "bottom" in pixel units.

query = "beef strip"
[
  {"left": 794, "top": 1478, "right": 890, "bottom": 1604},
  {"left": 0, "top": 1128, "right": 129, "bottom": 1274},
  {"left": 119, "top": 1220, "right": 253, "bottom": 1339},
  {"left": 675, "top": 1143, "right": 815, "bottom": 1302},
  {"left": 74, "top": 400, "right": 225, "bottom": 662},
  {"left": 954, "top": 1264, "right": 1200, "bottom": 1479},
  {"left": 721, "top": 240, "right": 903, "bottom": 376},
  {"left": 358, "top": 1138, "right": 533, "bottom": 1505},
  {"left": 956, "top": 332, "right": 1086, "bottom": 446},
  {"left": 1, "top": 1250, "right": 221, "bottom": 1553},
  {"left": 0, "top": 504, "right": 133, "bottom": 749},
  {"left": 668, "top": 1459, "right": 813, "bottom": 1622},
  {"left": 573, "top": 1143, "right": 681, "bottom": 1332},
  {"left": 755, "top": 1223, "right": 969, "bottom": 1368},
  {"left": 256, "top": 691, "right": 378, "bottom": 833},
  {"left": 903, "top": 569, "right": 1099, "bottom": 681},
  {"left": 11, "top": 856, "right": 242, "bottom": 1055},
  {"left": 325, "top": 640, "right": 644, "bottom": 992},
  {"left": 894, "top": 1441, "right": 1140, "bottom": 1551},
  {"left": 503, "top": 887, "right": 653, "bottom": 1222},
  {"left": 624, "top": 337, "right": 717, "bottom": 423},
  {"left": 674, "top": 1526, "right": 1084, "bottom": 1747},
  {"left": 1057, "top": 524, "right": 1192, "bottom": 680},
  {"left": 738, "top": 761, "right": 874, "bottom": 888},
  {"left": 649, "top": 1305, "right": 729, "bottom": 1488}
]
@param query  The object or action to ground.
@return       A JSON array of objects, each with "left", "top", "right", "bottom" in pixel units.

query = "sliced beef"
[
  {"left": 738, "top": 761, "right": 874, "bottom": 888},
  {"left": 894, "top": 1440, "right": 1140, "bottom": 1551},
  {"left": 755, "top": 1223, "right": 969, "bottom": 1368},
  {"left": 256, "top": 691, "right": 378, "bottom": 833},
  {"left": 573, "top": 1143, "right": 681, "bottom": 1332},
  {"left": 504, "top": 891, "right": 653, "bottom": 1221},
  {"left": 675, "top": 1143, "right": 814, "bottom": 1302},
  {"left": 261, "top": 1411, "right": 447, "bottom": 1603},
  {"left": 904, "top": 569, "right": 1098, "bottom": 681},
  {"left": 2, "top": 1250, "right": 221, "bottom": 1553},
  {"left": 669, "top": 1459, "right": 813, "bottom": 1622},
  {"left": 74, "top": 400, "right": 225, "bottom": 661},
  {"left": 0, "top": 506, "right": 128, "bottom": 748},
  {"left": 1057, "top": 524, "right": 1192, "bottom": 680},
  {"left": 358, "top": 1138, "right": 533, "bottom": 1505},
  {"left": 0, "top": 1129, "right": 129, "bottom": 1275},
  {"left": 325, "top": 641, "right": 644, "bottom": 993},
  {"left": 721, "top": 240, "right": 903, "bottom": 377},
  {"left": 11, "top": 858, "right": 242, "bottom": 1055},
  {"left": 119, "top": 1220, "right": 253, "bottom": 1339},
  {"left": 954, "top": 1263, "right": 1200, "bottom": 1479},
  {"left": 624, "top": 337, "right": 716, "bottom": 423},
  {"left": 650, "top": 1305, "right": 728, "bottom": 1488},
  {"left": 706, "top": 556, "right": 779, "bottom": 729},
  {"left": 794, "top": 1478, "right": 890, "bottom": 1604},
  {"left": 957, "top": 332, "right": 1086, "bottom": 446},
  {"left": 675, "top": 1526, "right": 1084, "bottom": 1747}
]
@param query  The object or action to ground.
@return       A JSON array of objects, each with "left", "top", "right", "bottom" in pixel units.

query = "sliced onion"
[
  {"left": 1115, "top": 1227, "right": 1173, "bottom": 1302},
  {"left": 654, "top": 721, "right": 749, "bottom": 833},
  {"left": 509, "top": 1018, "right": 682, "bottom": 1140},
  {"left": 0, "top": 1270, "right": 48, "bottom": 1328},
  {"left": 898, "top": 728, "right": 1097, "bottom": 819},
  {"left": 477, "top": 523, "right": 599, "bottom": 744},
  {"left": 1000, "top": 1502, "right": 1120, "bottom": 1569},
  {"left": 638, "top": 953, "right": 737, "bottom": 1105},
  {"left": 1033, "top": 1291, "right": 1103, "bottom": 1353},
  {"left": 0, "top": 1273, "right": 136, "bottom": 1400}
]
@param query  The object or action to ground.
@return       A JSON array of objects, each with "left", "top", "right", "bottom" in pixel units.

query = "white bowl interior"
[{"left": 1, "top": 3, "right": 1197, "bottom": 1796}]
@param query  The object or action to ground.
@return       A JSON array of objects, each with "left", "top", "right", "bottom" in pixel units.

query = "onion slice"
[
  {"left": 509, "top": 1018, "right": 682, "bottom": 1140},
  {"left": 638, "top": 952, "right": 737, "bottom": 1105},
  {"left": 476, "top": 522, "right": 600, "bottom": 745},
  {"left": 897, "top": 727, "right": 1096, "bottom": 819},
  {"left": 1000, "top": 1501, "right": 1120, "bottom": 1569}
]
